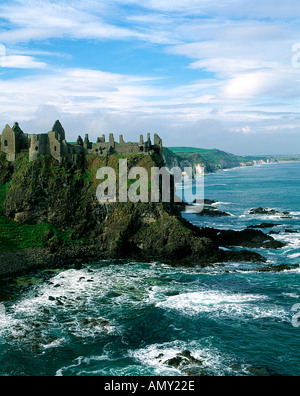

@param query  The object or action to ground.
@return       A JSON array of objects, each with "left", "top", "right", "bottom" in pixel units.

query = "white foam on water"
[
  {"left": 288, "top": 267, "right": 300, "bottom": 274},
  {"left": 282, "top": 293, "right": 299, "bottom": 299},
  {"left": 0, "top": 268, "right": 123, "bottom": 348},
  {"left": 156, "top": 291, "right": 288, "bottom": 321},
  {"left": 129, "top": 339, "right": 239, "bottom": 376},
  {"left": 273, "top": 234, "right": 300, "bottom": 251},
  {"left": 1, "top": 262, "right": 193, "bottom": 349},
  {"left": 56, "top": 354, "right": 114, "bottom": 376},
  {"left": 288, "top": 252, "right": 300, "bottom": 259},
  {"left": 211, "top": 201, "right": 232, "bottom": 206}
]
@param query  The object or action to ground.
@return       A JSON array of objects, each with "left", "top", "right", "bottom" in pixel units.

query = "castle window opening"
[
  {"left": 4, "top": 140, "right": 8, "bottom": 147},
  {"left": 35, "top": 147, "right": 38, "bottom": 151},
  {"left": 54, "top": 146, "right": 57, "bottom": 152}
]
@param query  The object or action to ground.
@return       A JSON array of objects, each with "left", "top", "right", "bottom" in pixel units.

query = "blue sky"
[{"left": 0, "top": 0, "right": 300, "bottom": 154}]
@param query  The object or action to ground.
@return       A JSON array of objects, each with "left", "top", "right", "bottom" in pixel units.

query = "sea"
[{"left": 0, "top": 161, "right": 299, "bottom": 376}]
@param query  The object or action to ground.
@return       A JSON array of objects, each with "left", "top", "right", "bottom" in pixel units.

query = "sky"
[{"left": 0, "top": 0, "right": 300, "bottom": 155}]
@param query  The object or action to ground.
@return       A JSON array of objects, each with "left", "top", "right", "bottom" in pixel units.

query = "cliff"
[
  {"left": 0, "top": 151, "right": 270, "bottom": 276},
  {"left": 163, "top": 147, "right": 289, "bottom": 174},
  {"left": 163, "top": 147, "right": 241, "bottom": 174}
]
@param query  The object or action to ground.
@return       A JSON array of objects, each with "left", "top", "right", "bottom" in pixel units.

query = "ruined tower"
[{"left": 0, "top": 120, "right": 163, "bottom": 163}]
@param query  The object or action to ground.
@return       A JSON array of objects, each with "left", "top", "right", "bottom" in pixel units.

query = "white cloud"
[
  {"left": 232, "top": 125, "right": 256, "bottom": 134},
  {"left": 0, "top": 0, "right": 300, "bottom": 154},
  {"left": 0, "top": 0, "right": 144, "bottom": 44},
  {"left": 4, "top": 55, "right": 47, "bottom": 69}
]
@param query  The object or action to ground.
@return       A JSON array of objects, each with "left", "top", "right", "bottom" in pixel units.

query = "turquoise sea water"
[{"left": 0, "top": 162, "right": 299, "bottom": 376}]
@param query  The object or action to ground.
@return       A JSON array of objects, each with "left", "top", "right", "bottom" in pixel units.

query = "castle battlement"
[{"left": 0, "top": 120, "right": 163, "bottom": 163}]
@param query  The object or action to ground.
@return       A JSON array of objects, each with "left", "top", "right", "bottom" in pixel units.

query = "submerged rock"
[
  {"left": 247, "top": 223, "right": 279, "bottom": 229},
  {"left": 196, "top": 227, "right": 286, "bottom": 250},
  {"left": 249, "top": 207, "right": 291, "bottom": 218},
  {"left": 196, "top": 208, "right": 232, "bottom": 217},
  {"left": 160, "top": 349, "right": 205, "bottom": 375},
  {"left": 254, "top": 264, "right": 299, "bottom": 272},
  {"left": 80, "top": 318, "right": 110, "bottom": 329}
]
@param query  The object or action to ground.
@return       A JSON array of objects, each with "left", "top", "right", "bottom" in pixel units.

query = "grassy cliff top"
[{"left": 168, "top": 146, "right": 300, "bottom": 163}]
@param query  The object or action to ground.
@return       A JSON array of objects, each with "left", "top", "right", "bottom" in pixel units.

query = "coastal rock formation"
[
  {"left": 194, "top": 227, "right": 286, "bottom": 249},
  {"left": 247, "top": 223, "right": 279, "bottom": 229},
  {"left": 163, "top": 147, "right": 241, "bottom": 175},
  {"left": 249, "top": 207, "right": 291, "bottom": 218},
  {"left": 0, "top": 146, "right": 269, "bottom": 276}
]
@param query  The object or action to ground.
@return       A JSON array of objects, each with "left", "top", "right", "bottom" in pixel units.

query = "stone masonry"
[{"left": 0, "top": 120, "right": 163, "bottom": 163}]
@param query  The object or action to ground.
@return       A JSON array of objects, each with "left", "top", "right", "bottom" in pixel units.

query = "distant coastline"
[{"left": 164, "top": 146, "right": 300, "bottom": 175}]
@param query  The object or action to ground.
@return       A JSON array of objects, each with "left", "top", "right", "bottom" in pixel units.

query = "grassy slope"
[
  {"left": 0, "top": 152, "right": 165, "bottom": 252},
  {"left": 0, "top": 152, "right": 87, "bottom": 252},
  {"left": 168, "top": 147, "right": 300, "bottom": 163},
  {"left": 168, "top": 147, "right": 239, "bottom": 164},
  {"left": 0, "top": 181, "right": 58, "bottom": 251}
]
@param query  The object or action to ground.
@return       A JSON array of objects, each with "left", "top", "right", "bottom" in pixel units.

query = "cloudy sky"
[{"left": 0, "top": 0, "right": 300, "bottom": 154}]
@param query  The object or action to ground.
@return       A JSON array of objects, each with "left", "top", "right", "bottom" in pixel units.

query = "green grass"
[
  {"left": 0, "top": 181, "right": 74, "bottom": 252},
  {"left": 168, "top": 147, "right": 300, "bottom": 164},
  {"left": 168, "top": 147, "right": 213, "bottom": 155},
  {"left": 0, "top": 151, "right": 163, "bottom": 252}
]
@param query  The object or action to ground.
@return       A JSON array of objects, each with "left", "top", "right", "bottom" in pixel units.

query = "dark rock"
[
  {"left": 164, "top": 350, "right": 203, "bottom": 374},
  {"left": 203, "top": 199, "right": 217, "bottom": 205},
  {"left": 182, "top": 367, "right": 206, "bottom": 376},
  {"left": 0, "top": 153, "right": 275, "bottom": 277},
  {"left": 192, "top": 199, "right": 217, "bottom": 205},
  {"left": 80, "top": 318, "right": 110, "bottom": 332},
  {"left": 197, "top": 227, "right": 286, "bottom": 249},
  {"left": 219, "top": 249, "right": 266, "bottom": 263},
  {"left": 247, "top": 223, "right": 279, "bottom": 229},
  {"left": 180, "top": 350, "right": 201, "bottom": 365},
  {"left": 165, "top": 356, "right": 183, "bottom": 368},
  {"left": 249, "top": 207, "right": 290, "bottom": 216},
  {"left": 254, "top": 264, "right": 299, "bottom": 272},
  {"left": 55, "top": 298, "right": 64, "bottom": 306},
  {"left": 196, "top": 208, "right": 231, "bottom": 217}
]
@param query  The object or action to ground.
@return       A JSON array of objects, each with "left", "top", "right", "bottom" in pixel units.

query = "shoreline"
[
  {"left": 211, "top": 158, "right": 300, "bottom": 174},
  {"left": 0, "top": 245, "right": 106, "bottom": 278},
  {"left": 1, "top": 157, "right": 298, "bottom": 279}
]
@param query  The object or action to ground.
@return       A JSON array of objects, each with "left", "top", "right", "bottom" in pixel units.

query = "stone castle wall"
[{"left": 0, "top": 120, "right": 163, "bottom": 163}]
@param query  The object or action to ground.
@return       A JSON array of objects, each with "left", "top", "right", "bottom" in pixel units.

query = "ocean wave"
[
  {"left": 0, "top": 268, "right": 125, "bottom": 349},
  {"left": 211, "top": 201, "right": 233, "bottom": 206},
  {"left": 129, "top": 339, "right": 237, "bottom": 376},
  {"left": 282, "top": 293, "right": 300, "bottom": 299},
  {"left": 288, "top": 252, "right": 300, "bottom": 259},
  {"left": 273, "top": 234, "right": 300, "bottom": 250},
  {"left": 155, "top": 291, "right": 288, "bottom": 322}
]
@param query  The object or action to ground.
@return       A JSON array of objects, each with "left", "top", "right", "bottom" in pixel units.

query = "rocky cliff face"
[
  {"left": 162, "top": 147, "right": 241, "bottom": 175},
  {"left": 0, "top": 151, "right": 271, "bottom": 276}
]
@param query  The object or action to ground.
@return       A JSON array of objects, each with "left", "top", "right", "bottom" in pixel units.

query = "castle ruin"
[{"left": 0, "top": 120, "right": 163, "bottom": 163}]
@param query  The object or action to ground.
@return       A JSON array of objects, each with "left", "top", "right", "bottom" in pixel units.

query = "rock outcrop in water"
[
  {"left": 0, "top": 151, "right": 278, "bottom": 276},
  {"left": 194, "top": 227, "right": 286, "bottom": 249}
]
